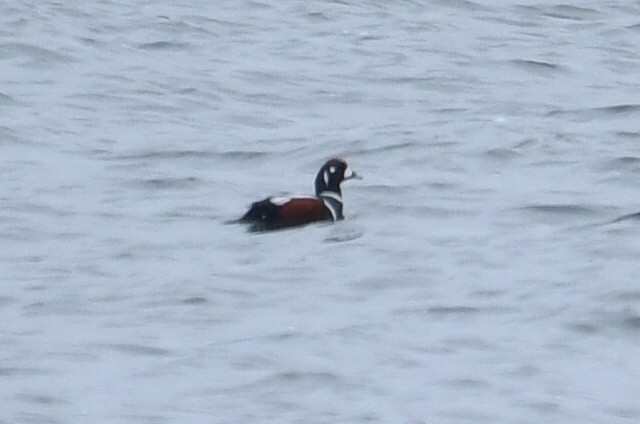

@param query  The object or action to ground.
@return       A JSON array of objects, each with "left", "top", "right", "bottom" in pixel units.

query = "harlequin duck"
[{"left": 238, "top": 158, "right": 360, "bottom": 231}]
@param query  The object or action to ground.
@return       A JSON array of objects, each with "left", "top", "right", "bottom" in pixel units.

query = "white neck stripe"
[
  {"left": 319, "top": 191, "right": 342, "bottom": 203},
  {"left": 322, "top": 198, "right": 338, "bottom": 221}
]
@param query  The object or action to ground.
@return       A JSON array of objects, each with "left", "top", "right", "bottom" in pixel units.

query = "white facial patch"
[
  {"left": 323, "top": 171, "right": 329, "bottom": 186},
  {"left": 329, "top": 166, "right": 336, "bottom": 173},
  {"left": 343, "top": 165, "right": 354, "bottom": 179}
]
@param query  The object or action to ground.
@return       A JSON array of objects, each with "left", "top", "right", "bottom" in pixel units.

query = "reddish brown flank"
[{"left": 278, "top": 198, "right": 333, "bottom": 227}]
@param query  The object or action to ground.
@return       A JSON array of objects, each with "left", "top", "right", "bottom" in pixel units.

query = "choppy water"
[{"left": 2, "top": 1, "right": 640, "bottom": 423}]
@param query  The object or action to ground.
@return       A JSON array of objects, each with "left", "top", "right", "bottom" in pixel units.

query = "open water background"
[{"left": 2, "top": 1, "right": 640, "bottom": 423}]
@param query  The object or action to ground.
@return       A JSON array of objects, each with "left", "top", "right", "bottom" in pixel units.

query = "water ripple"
[
  {"left": 138, "top": 41, "right": 191, "bottom": 51},
  {"left": 519, "top": 204, "right": 601, "bottom": 217},
  {"left": 0, "top": 42, "right": 75, "bottom": 65},
  {"left": 137, "top": 176, "right": 201, "bottom": 190},
  {"left": 509, "top": 59, "right": 563, "bottom": 72},
  {"left": 542, "top": 5, "right": 601, "bottom": 21},
  {"left": 102, "top": 343, "right": 173, "bottom": 357},
  {"left": 547, "top": 104, "right": 640, "bottom": 119}
]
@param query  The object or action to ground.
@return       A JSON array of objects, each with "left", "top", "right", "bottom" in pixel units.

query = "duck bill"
[
  {"left": 344, "top": 166, "right": 362, "bottom": 181},
  {"left": 346, "top": 171, "right": 362, "bottom": 180}
]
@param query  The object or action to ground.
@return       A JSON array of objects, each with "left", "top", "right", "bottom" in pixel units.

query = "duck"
[{"left": 238, "top": 158, "right": 360, "bottom": 231}]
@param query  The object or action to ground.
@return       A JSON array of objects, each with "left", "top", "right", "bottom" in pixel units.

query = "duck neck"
[{"left": 319, "top": 191, "right": 344, "bottom": 220}]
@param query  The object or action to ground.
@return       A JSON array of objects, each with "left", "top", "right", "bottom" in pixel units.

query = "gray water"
[{"left": 2, "top": 1, "right": 640, "bottom": 423}]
